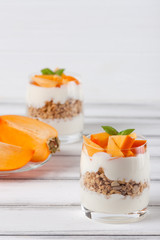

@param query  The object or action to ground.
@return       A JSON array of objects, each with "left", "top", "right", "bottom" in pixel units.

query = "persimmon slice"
[
  {"left": 83, "top": 136, "right": 104, "bottom": 157},
  {"left": 106, "top": 137, "right": 124, "bottom": 157},
  {"left": 31, "top": 76, "right": 59, "bottom": 88},
  {"left": 0, "top": 115, "right": 60, "bottom": 162},
  {"left": 91, "top": 132, "right": 110, "bottom": 148},
  {"left": 0, "top": 142, "right": 34, "bottom": 171},
  {"left": 62, "top": 75, "right": 80, "bottom": 85},
  {"left": 111, "top": 135, "right": 135, "bottom": 156},
  {"left": 131, "top": 140, "right": 147, "bottom": 155},
  {"left": 131, "top": 140, "right": 147, "bottom": 148}
]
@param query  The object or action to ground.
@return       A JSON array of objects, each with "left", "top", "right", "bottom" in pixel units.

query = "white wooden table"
[{"left": 0, "top": 102, "right": 160, "bottom": 240}]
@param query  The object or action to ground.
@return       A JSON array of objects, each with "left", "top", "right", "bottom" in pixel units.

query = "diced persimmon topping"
[
  {"left": 83, "top": 136, "right": 104, "bottom": 157},
  {"left": 0, "top": 142, "right": 34, "bottom": 171},
  {"left": 131, "top": 140, "right": 147, "bottom": 155},
  {"left": 62, "top": 74, "right": 80, "bottom": 85},
  {"left": 30, "top": 71, "right": 80, "bottom": 88},
  {"left": 91, "top": 132, "right": 110, "bottom": 148},
  {"left": 106, "top": 137, "right": 124, "bottom": 157},
  {"left": 131, "top": 140, "right": 147, "bottom": 148},
  {"left": 129, "top": 132, "right": 137, "bottom": 139},
  {"left": 83, "top": 127, "right": 147, "bottom": 159},
  {"left": 0, "top": 115, "right": 60, "bottom": 162},
  {"left": 31, "top": 76, "right": 60, "bottom": 88},
  {"left": 111, "top": 135, "right": 135, "bottom": 156}
]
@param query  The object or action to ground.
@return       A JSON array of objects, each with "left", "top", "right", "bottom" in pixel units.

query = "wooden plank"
[
  {"left": 1, "top": 102, "right": 160, "bottom": 118},
  {"left": 0, "top": 155, "right": 159, "bottom": 181},
  {"left": 0, "top": 236, "right": 159, "bottom": 240},
  {"left": 0, "top": 180, "right": 158, "bottom": 206},
  {"left": 0, "top": 206, "right": 159, "bottom": 235},
  {"left": 85, "top": 103, "right": 160, "bottom": 118}
]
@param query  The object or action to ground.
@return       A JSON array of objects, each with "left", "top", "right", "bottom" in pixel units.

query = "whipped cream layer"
[
  {"left": 38, "top": 114, "right": 83, "bottom": 135},
  {"left": 26, "top": 81, "right": 83, "bottom": 108},
  {"left": 81, "top": 188, "right": 149, "bottom": 214},
  {"left": 81, "top": 146, "right": 150, "bottom": 182}
]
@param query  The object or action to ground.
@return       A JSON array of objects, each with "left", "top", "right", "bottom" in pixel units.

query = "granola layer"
[
  {"left": 83, "top": 168, "right": 148, "bottom": 198},
  {"left": 28, "top": 99, "right": 82, "bottom": 119}
]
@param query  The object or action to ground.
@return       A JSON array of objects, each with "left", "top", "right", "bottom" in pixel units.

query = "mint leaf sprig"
[
  {"left": 41, "top": 68, "right": 65, "bottom": 76},
  {"left": 101, "top": 126, "right": 135, "bottom": 135}
]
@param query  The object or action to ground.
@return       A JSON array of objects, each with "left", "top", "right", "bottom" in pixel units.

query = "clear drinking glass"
[
  {"left": 26, "top": 72, "right": 83, "bottom": 144},
  {"left": 80, "top": 135, "right": 150, "bottom": 223}
]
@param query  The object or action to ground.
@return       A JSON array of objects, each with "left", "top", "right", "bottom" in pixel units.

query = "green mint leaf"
[
  {"left": 55, "top": 68, "right": 65, "bottom": 76},
  {"left": 101, "top": 126, "right": 119, "bottom": 135},
  {"left": 118, "top": 129, "right": 135, "bottom": 135},
  {"left": 41, "top": 68, "right": 55, "bottom": 75}
]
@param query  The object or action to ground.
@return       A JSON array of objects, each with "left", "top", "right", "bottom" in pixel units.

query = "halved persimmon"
[
  {"left": 0, "top": 115, "right": 60, "bottom": 162},
  {"left": 90, "top": 132, "right": 110, "bottom": 148},
  {"left": 0, "top": 142, "right": 34, "bottom": 171},
  {"left": 83, "top": 136, "right": 104, "bottom": 157}
]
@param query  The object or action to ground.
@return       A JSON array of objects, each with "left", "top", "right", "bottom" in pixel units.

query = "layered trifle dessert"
[
  {"left": 80, "top": 126, "right": 150, "bottom": 223},
  {"left": 26, "top": 68, "right": 83, "bottom": 143}
]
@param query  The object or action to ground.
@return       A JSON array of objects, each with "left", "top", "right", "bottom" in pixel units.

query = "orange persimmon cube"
[
  {"left": 125, "top": 150, "right": 134, "bottom": 157},
  {"left": 106, "top": 137, "right": 124, "bottom": 158},
  {"left": 129, "top": 132, "right": 137, "bottom": 139},
  {"left": 62, "top": 74, "right": 80, "bottom": 85},
  {"left": 90, "top": 132, "right": 110, "bottom": 148},
  {"left": 131, "top": 140, "right": 147, "bottom": 148},
  {"left": 0, "top": 142, "right": 34, "bottom": 171},
  {"left": 112, "top": 135, "right": 135, "bottom": 150},
  {"left": 111, "top": 135, "right": 135, "bottom": 157},
  {"left": 83, "top": 136, "right": 104, "bottom": 157},
  {"left": 131, "top": 140, "right": 147, "bottom": 155}
]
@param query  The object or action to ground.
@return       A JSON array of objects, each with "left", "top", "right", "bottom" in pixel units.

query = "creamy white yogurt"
[
  {"left": 81, "top": 146, "right": 150, "bottom": 182},
  {"left": 26, "top": 81, "right": 83, "bottom": 108},
  {"left": 81, "top": 188, "right": 149, "bottom": 214},
  {"left": 38, "top": 113, "right": 83, "bottom": 135}
]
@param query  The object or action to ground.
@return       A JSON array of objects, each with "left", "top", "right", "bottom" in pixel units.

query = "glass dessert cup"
[
  {"left": 80, "top": 135, "right": 150, "bottom": 223},
  {"left": 26, "top": 72, "right": 83, "bottom": 144}
]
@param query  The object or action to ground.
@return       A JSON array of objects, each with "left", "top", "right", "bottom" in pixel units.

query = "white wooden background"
[
  {"left": 0, "top": 0, "right": 160, "bottom": 238},
  {"left": 0, "top": 102, "right": 160, "bottom": 239},
  {"left": 0, "top": 0, "right": 160, "bottom": 103}
]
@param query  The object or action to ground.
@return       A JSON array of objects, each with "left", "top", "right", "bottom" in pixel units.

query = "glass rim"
[{"left": 83, "top": 134, "right": 147, "bottom": 151}]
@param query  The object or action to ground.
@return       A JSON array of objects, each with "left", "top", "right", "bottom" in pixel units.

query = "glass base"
[
  {"left": 59, "top": 132, "right": 82, "bottom": 144},
  {"left": 82, "top": 205, "right": 148, "bottom": 224}
]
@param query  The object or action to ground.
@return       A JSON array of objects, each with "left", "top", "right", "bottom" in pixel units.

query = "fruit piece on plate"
[
  {"left": 0, "top": 142, "right": 34, "bottom": 171},
  {"left": 0, "top": 115, "right": 60, "bottom": 162},
  {"left": 131, "top": 140, "right": 147, "bottom": 155},
  {"left": 83, "top": 136, "right": 104, "bottom": 157},
  {"left": 106, "top": 137, "right": 124, "bottom": 157},
  {"left": 90, "top": 132, "right": 110, "bottom": 148},
  {"left": 31, "top": 76, "right": 60, "bottom": 88}
]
